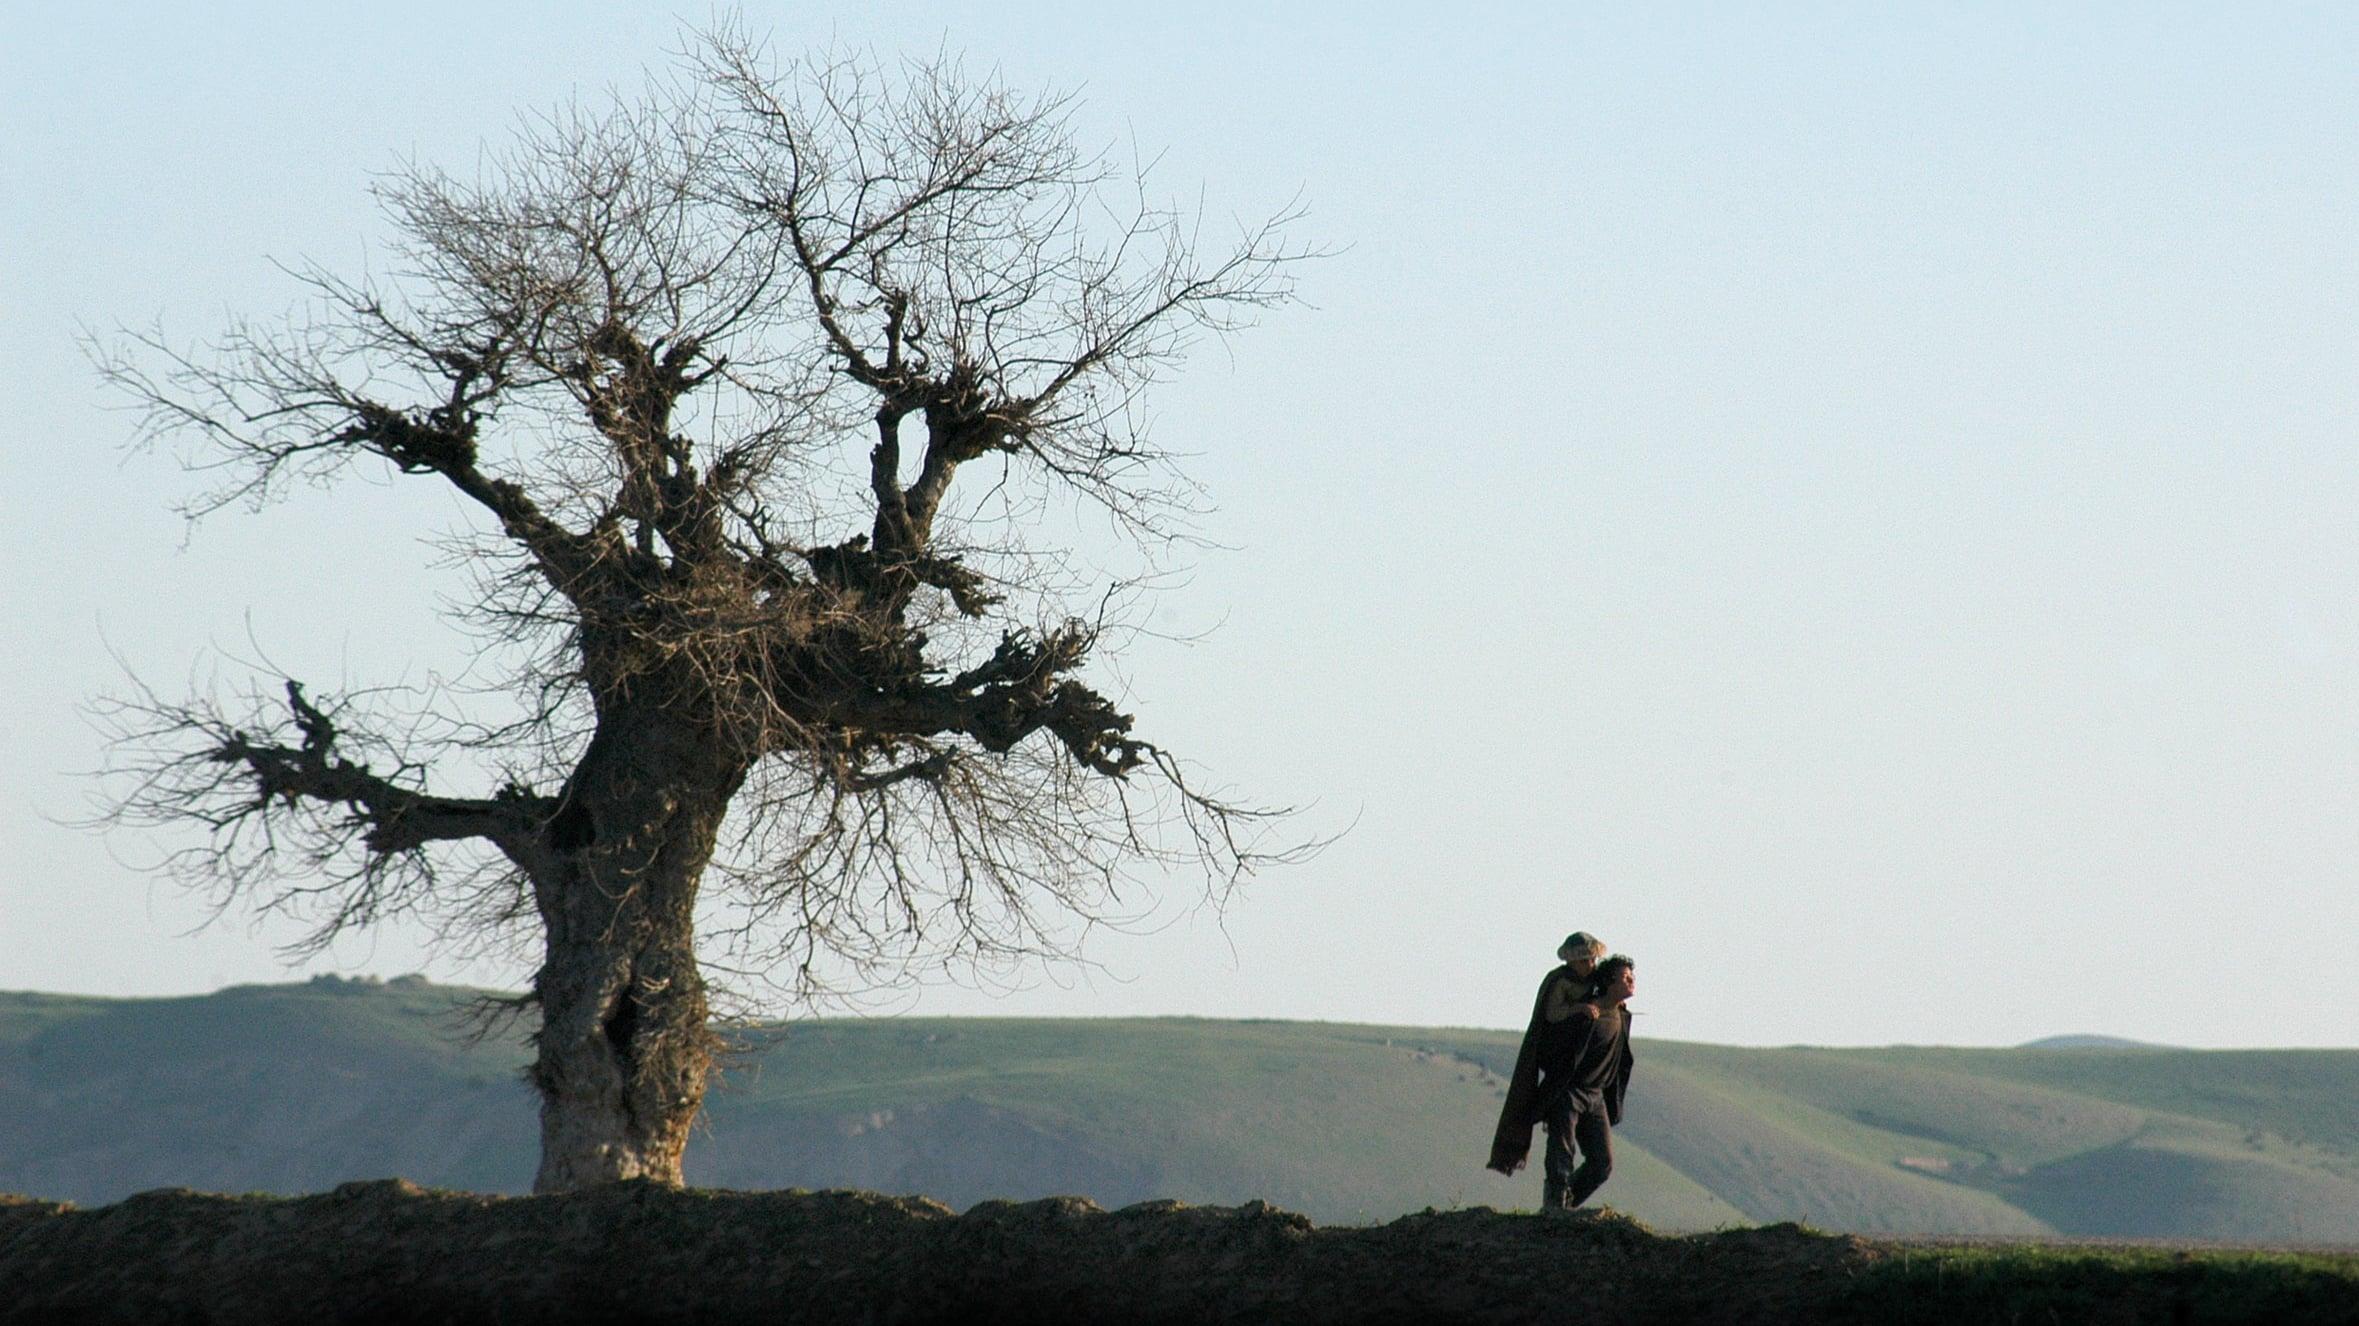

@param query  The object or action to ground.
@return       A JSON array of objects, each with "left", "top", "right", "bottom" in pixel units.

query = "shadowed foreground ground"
[{"left": 4, "top": 1181, "right": 2356, "bottom": 1325}]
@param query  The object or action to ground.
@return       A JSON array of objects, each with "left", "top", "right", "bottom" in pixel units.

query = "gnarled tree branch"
[{"left": 213, "top": 682, "right": 556, "bottom": 860}]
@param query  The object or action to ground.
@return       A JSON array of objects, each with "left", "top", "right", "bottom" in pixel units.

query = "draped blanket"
[
  {"left": 1486, "top": 967, "right": 1636, "bottom": 1174},
  {"left": 1485, "top": 965, "right": 1586, "bottom": 1175}
]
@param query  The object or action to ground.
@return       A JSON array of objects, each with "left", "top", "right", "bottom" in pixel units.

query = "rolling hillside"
[{"left": 2, "top": 980, "right": 2354, "bottom": 1240}]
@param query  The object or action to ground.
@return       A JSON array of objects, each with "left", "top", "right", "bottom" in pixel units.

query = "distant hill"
[
  {"left": 3, "top": 980, "right": 2356, "bottom": 1241},
  {"left": 2018, "top": 1034, "right": 2171, "bottom": 1050}
]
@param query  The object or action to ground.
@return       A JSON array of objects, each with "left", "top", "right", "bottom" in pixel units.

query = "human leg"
[
  {"left": 1539, "top": 1090, "right": 1576, "bottom": 1210},
  {"left": 1568, "top": 1108, "right": 1614, "bottom": 1207}
]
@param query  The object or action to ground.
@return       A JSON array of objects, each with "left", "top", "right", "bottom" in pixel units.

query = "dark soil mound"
[{"left": 1, "top": 1182, "right": 2351, "bottom": 1325}]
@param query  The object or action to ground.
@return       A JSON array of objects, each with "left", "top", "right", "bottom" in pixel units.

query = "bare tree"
[{"left": 95, "top": 27, "right": 1310, "bottom": 1193}]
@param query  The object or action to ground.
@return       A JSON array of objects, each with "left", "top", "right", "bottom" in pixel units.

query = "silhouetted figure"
[{"left": 1489, "top": 941, "right": 1638, "bottom": 1213}]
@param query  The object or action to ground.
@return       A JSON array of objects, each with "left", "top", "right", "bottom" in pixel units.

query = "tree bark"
[{"left": 526, "top": 702, "right": 738, "bottom": 1192}]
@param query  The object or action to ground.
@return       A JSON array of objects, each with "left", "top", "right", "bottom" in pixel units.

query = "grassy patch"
[{"left": 1834, "top": 1244, "right": 2359, "bottom": 1325}]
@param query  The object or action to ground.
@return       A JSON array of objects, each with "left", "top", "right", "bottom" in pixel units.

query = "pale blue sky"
[{"left": 6, "top": 3, "right": 2357, "bottom": 1046}]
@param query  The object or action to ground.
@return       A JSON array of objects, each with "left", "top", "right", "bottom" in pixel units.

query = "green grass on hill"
[
  {"left": 0, "top": 994, "right": 112, "bottom": 1048},
  {"left": 1861, "top": 1045, "right": 2359, "bottom": 1158},
  {"left": 1833, "top": 1244, "right": 2359, "bottom": 1326},
  {"left": 1655, "top": 1043, "right": 2152, "bottom": 1169},
  {"left": 695, "top": 1017, "right": 1746, "bottom": 1227},
  {"left": 3, "top": 982, "right": 2356, "bottom": 1242}
]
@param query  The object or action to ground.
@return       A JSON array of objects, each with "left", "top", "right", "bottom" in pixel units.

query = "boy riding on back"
[{"left": 1488, "top": 937, "right": 1638, "bottom": 1213}]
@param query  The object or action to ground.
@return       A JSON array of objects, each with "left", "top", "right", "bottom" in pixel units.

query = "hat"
[{"left": 1557, "top": 931, "right": 1605, "bottom": 963}]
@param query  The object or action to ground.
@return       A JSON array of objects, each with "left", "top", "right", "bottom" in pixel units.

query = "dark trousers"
[{"left": 1540, "top": 1093, "right": 1613, "bottom": 1209}]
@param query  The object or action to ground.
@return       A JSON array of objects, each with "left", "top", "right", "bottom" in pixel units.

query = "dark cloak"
[{"left": 1485, "top": 967, "right": 1634, "bottom": 1174}]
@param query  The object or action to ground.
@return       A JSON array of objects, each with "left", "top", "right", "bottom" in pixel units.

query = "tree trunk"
[{"left": 526, "top": 705, "right": 739, "bottom": 1192}]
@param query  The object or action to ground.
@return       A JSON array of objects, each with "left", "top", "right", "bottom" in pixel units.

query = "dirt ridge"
[{"left": 1, "top": 1181, "right": 2350, "bottom": 1324}]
